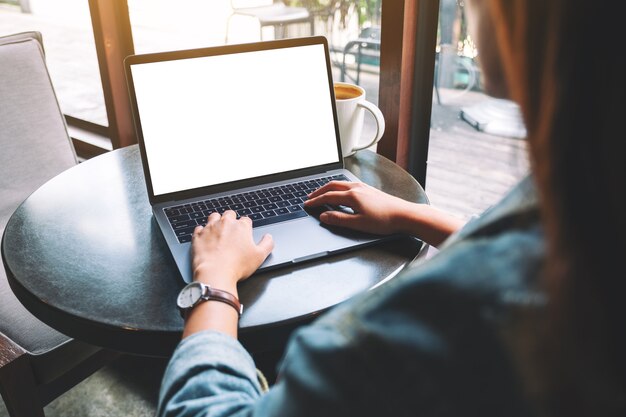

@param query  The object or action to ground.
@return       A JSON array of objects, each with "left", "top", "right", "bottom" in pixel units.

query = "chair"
[
  {"left": 225, "top": 0, "right": 314, "bottom": 43},
  {"left": 0, "top": 32, "right": 118, "bottom": 417},
  {"left": 341, "top": 25, "right": 381, "bottom": 85}
]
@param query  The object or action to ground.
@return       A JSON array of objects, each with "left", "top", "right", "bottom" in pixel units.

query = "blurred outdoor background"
[{"left": 0, "top": 0, "right": 528, "bottom": 222}]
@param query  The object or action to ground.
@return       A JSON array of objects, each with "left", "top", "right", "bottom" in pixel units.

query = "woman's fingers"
[
  {"left": 307, "top": 181, "right": 355, "bottom": 199},
  {"left": 193, "top": 225, "right": 204, "bottom": 237},
  {"left": 256, "top": 234, "right": 274, "bottom": 260},
  {"left": 239, "top": 214, "right": 253, "bottom": 227},
  {"left": 305, "top": 190, "right": 360, "bottom": 209},
  {"left": 318, "top": 211, "right": 365, "bottom": 230},
  {"left": 205, "top": 211, "right": 221, "bottom": 226}
]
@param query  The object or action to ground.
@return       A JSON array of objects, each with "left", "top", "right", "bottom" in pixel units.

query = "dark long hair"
[{"left": 488, "top": 0, "right": 626, "bottom": 415}]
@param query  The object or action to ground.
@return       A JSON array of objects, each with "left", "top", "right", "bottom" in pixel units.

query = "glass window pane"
[
  {"left": 427, "top": 0, "right": 529, "bottom": 220},
  {"left": 128, "top": 0, "right": 383, "bottom": 150},
  {"left": 0, "top": 0, "right": 108, "bottom": 126}
]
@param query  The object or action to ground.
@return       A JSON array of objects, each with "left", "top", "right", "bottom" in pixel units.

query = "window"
[
  {"left": 0, "top": 0, "right": 108, "bottom": 126},
  {"left": 425, "top": 0, "right": 529, "bottom": 220}
]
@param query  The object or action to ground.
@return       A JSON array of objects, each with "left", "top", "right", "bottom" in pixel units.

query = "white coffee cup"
[{"left": 334, "top": 82, "right": 385, "bottom": 157}]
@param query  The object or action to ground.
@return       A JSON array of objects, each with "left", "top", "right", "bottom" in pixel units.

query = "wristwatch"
[{"left": 176, "top": 282, "right": 243, "bottom": 319}]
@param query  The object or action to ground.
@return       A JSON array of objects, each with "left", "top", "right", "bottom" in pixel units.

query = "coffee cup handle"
[{"left": 352, "top": 100, "right": 386, "bottom": 153}]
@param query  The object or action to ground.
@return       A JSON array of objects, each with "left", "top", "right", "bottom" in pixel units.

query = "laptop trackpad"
[{"left": 253, "top": 216, "right": 377, "bottom": 271}]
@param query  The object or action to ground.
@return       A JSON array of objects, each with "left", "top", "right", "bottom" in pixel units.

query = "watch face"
[{"left": 177, "top": 282, "right": 204, "bottom": 309}]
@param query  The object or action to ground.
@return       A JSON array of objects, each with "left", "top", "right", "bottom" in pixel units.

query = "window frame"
[{"left": 378, "top": 0, "right": 439, "bottom": 187}]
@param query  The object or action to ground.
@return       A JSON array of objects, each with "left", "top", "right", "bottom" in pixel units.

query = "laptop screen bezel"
[{"left": 124, "top": 36, "right": 344, "bottom": 205}]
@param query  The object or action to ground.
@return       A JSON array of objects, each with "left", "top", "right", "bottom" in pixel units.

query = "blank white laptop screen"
[{"left": 130, "top": 44, "right": 340, "bottom": 197}]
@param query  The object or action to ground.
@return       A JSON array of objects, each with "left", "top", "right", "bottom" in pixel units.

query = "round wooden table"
[{"left": 2, "top": 145, "right": 428, "bottom": 356}]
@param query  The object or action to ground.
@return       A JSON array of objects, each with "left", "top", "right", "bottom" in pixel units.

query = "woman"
[{"left": 158, "top": 0, "right": 625, "bottom": 416}]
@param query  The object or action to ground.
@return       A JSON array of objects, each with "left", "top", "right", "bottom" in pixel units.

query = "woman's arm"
[
  {"left": 305, "top": 181, "right": 464, "bottom": 248},
  {"left": 183, "top": 210, "right": 274, "bottom": 339},
  {"left": 158, "top": 210, "right": 274, "bottom": 417}
]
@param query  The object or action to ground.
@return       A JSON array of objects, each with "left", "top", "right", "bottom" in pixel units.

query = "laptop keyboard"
[{"left": 164, "top": 174, "right": 349, "bottom": 243}]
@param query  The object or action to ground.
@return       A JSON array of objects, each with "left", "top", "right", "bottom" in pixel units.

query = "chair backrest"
[
  {"left": 0, "top": 31, "right": 77, "bottom": 236},
  {"left": 0, "top": 31, "right": 78, "bottom": 355}
]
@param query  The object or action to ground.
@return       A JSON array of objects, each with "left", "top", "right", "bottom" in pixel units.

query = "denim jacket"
[{"left": 158, "top": 177, "right": 544, "bottom": 417}]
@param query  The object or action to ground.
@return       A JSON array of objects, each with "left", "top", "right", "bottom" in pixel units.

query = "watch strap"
[
  {"left": 178, "top": 282, "right": 244, "bottom": 319},
  {"left": 202, "top": 286, "right": 243, "bottom": 317}
]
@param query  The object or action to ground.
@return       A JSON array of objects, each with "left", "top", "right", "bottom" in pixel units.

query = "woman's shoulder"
[
  {"left": 314, "top": 175, "right": 545, "bottom": 352},
  {"left": 315, "top": 175, "right": 545, "bottom": 327},
  {"left": 304, "top": 218, "right": 543, "bottom": 416},
  {"left": 367, "top": 175, "right": 545, "bottom": 318}
]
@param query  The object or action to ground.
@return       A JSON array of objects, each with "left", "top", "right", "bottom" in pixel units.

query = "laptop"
[{"left": 124, "top": 36, "right": 392, "bottom": 283}]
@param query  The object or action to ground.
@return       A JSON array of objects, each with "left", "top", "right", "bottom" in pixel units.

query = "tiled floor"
[{"left": 0, "top": 355, "right": 166, "bottom": 417}]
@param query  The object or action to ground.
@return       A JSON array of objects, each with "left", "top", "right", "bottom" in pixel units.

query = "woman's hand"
[
  {"left": 183, "top": 211, "right": 273, "bottom": 339},
  {"left": 305, "top": 181, "right": 464, "bottom": 247},
  {"left": 304, "top": 181, "right": 415, "bottom": 235},
  {"left": 191, "top": 210, "right": 274, "bottom": 293}
]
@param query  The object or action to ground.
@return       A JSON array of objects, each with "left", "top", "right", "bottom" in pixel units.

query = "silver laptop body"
[{"left": 125, "top": 36, "right": 388, "bottom": 283}]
